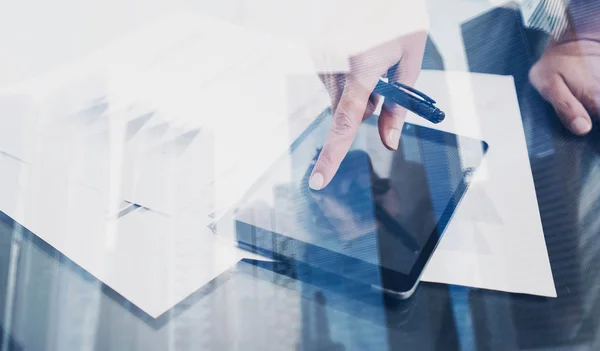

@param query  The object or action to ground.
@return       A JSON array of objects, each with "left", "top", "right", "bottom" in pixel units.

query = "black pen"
[{"left": 373, "top": 79, "right": 445, "bottom": 124}]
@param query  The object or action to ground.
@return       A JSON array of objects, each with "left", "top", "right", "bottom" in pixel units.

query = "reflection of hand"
[
  {"left": 307, "top": 150, "right": 378, "bottom": 241},
  {"left": 309, "top": 32, "right": 427, "bottom": 190},
  {"left": 305, "top": 149, "right": 414, "bottom": 249},
  {"left": 529, "top": 37, "right": 600, "bottom": 135}
]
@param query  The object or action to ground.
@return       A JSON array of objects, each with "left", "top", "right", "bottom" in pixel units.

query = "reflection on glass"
[{"left": 227, "top": 113, "right": 487, "bottom": 290}]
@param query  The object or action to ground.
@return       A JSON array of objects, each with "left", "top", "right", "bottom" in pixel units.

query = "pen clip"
[{"left": 392, "top": 82, "right": 437, "bottom": 105}]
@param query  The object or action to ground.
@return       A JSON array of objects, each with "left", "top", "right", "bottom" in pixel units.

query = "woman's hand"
[{"left": 309, "top": 32, "right": 427, "bottom": 190}]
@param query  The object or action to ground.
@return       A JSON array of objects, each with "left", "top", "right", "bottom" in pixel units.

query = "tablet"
[{"left": 214, "top": 110, "right": 488, "bottom": 297}]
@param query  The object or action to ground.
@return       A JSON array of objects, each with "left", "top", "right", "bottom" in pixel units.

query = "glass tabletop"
[{"left": 1, "top": 1, "right": 600, "bottom": 350}]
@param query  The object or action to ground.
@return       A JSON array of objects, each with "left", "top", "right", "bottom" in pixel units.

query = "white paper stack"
[
  {"left": 3, "top": 10, "right": 327, "bottom": 218},
  {"left": 0, "top": 10, "right": 555, "bottom": 319},
  {"left": 0, "top": 11, "right": 329, "bottom": 317}
]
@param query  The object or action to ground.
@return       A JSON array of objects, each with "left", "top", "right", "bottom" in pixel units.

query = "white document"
[
  {"left": 0, "top": 87, "right": 320, "bottom": 318},
  {"left": 217, "top": 71, "right": 556, "bottom": 299},
  {"left": 0, "top": 70, "right": 555, "bottom": 320},
  {"left": 0, "top": 151, "right": 267, "bottom": 318},
  {"left": 409, "top": 71, "right": 556, "bottom": 298},
  {"left": 0, "top": 11, "right": 554, "bottom": 319},
  {"left": 0, "top": 12, "right": 323, "bottom": 318},
  {"left": 1, "top": 11, "right": 323, "bottom": 217},
  {"left": 0, "top": 95, "right": 38, "bottom": 162}
]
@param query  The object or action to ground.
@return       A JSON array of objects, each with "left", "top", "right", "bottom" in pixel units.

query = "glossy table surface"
[{"left": 1, "top": 3, "right": 600, "bottom": 351}]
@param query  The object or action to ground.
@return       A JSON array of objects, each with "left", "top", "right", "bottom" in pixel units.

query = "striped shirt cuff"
[{"left": 521, "top": 0, "right": 570, "bottom": 37}]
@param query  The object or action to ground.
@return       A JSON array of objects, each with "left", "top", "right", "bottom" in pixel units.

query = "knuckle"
[
  {"left": 583, "top": 89, "right": 600, "bottom": 111},
  {"left": 331, "top": 109, "right": 357, "bottom": 137},
  {"left": 555, "top": 98, "right": 576, "bottom": 114},
  {"left": 529, "top": 64, "right": 541, "bottom": 80},
  {"left": 582, "top": 94, "right": 596, "bottom": 109},
  {"left": 535, "top": 79, "right": 554, "bottom": 97},
  {"left": 529, "top": 64, "right": 554, "bottom": 92}
]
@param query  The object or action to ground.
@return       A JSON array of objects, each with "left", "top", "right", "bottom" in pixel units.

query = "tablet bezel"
[{"left": 225, "top": 110, "right": 488, "bottom": 296}]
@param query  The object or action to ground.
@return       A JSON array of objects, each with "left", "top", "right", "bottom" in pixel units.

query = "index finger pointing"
[{"left": 309, "top": 78, "right": 374, "bottom": 190}]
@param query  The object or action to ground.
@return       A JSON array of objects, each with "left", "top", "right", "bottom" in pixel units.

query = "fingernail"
[
  {"left": 569, "top": 117, "right": 592, "bottom": 135},
  {"left": 386, "top": 129, "right": 400, "bottom": 150},
  {"left": 309, "top": 172, "right": 324, "bottom": 190}
]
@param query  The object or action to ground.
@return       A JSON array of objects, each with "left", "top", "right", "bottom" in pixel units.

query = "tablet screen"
[{"left": 215, "top": 110, "right": 488, "bottom": 290}]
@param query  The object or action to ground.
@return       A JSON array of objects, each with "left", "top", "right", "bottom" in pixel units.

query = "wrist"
[
  {"left": 553, "top": 24, "right": 600, "bottom": 45},
  {"left": 546, "top": 30, "right": 600, "bottom": 57}
]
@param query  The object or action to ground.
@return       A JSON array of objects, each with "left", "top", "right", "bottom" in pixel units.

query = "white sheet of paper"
[
  {"left": 6, "top": 18, "right": 324, "bottom": 219},
  {"left": 1, "top": 11, "right": 322, "bottom": 217},
  {"left": 0, "top": 12, "right": 324, "bottom": 318},
  {"left": 215, "top": 71, "right": 556, "bottom": 299},
  {"left": 0, "top": 151, "right": 269, "bottom": 318},
  {"left": 0, "top": 10, "right": 555, "bottom": 318},
  {"left": 0, "top": 70, "right": 555, "bottom": 319},
  {"left": 407, "top": 71, "right": 556, "bottom": 297},
  {"left": 0, "top": 95, "right": 38, "bottom": 162}
]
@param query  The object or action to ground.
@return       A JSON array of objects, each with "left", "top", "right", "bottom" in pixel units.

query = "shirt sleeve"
[{"left": 519, "top": 0, "right": 570, "bottom": 37}]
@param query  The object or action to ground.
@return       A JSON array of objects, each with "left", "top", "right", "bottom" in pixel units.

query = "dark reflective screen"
[{"left": 216, "top": 112, "right": 488, "bottom": 287}]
